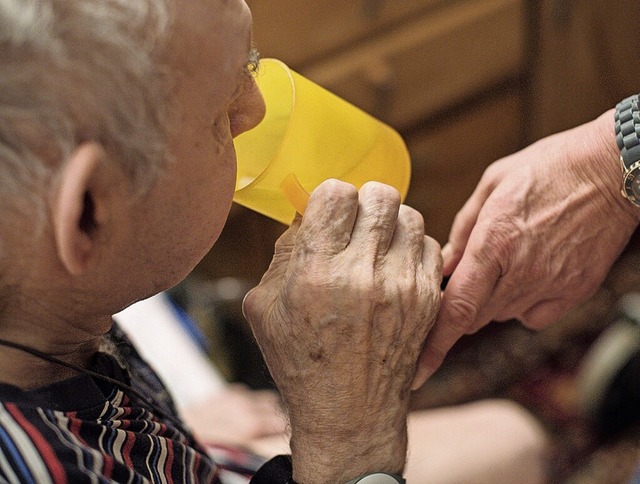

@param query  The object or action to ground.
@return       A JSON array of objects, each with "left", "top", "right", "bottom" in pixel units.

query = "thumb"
[
  {"left": 412, "top": 247, "right": 500, "bottom": 389},
  {"left": 443, "top": 172, "right": 499, "bottom": 275},
  {"left": 243, "top": 216, "right": 303, "bottom": 324}
]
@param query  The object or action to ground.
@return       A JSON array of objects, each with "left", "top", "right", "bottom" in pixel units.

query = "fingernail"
[
  {"left": 411, "top": 366, "right": 434, "bottom": 391},
  {"left": 441, "top": 243, "right": 452, "bottom": 262},
  {"left": 441, "top": 243, "right": 455, "bottom": 274}
]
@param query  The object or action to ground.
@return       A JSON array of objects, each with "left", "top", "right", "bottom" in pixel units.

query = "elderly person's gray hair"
[{"left": 0, "top": 0, "right": 170, "bottom": 212}]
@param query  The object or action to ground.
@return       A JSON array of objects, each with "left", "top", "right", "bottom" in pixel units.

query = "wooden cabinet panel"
[
  {"left": 405, "top": 90, "right": 523, "bottom": 244},
  {"left": 529, "top": 0, "right": 640, "bottom": 141},
  {"left": 301, "top": 0, "right": 525, "bottom": 130},
  {"left": 248, "top": 0, "right": 443, "bottom": 66}
]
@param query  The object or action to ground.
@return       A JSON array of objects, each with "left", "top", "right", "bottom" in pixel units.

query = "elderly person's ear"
[{"left": 51, "top": 142, "right": 125, "bottom": 276}]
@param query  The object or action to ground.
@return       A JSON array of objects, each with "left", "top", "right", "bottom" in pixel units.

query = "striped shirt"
[{"left": 0, "top": 324, "right": 264, "bottom": 483}]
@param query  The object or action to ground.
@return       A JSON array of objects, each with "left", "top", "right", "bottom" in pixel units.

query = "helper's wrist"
[
  {"left": 613, "top": 95, "right": 640, "bottom": 220},
  {"left": 592, "top": 108, "right": 640, "bottom": 224}
]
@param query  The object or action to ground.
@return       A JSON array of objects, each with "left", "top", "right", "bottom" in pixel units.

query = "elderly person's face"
[
  {"left": 0, "top": 0, "right": 264, "bottom": 379},
  {"left": 126, "top": 0, "right": 265, "bottom": 295}
]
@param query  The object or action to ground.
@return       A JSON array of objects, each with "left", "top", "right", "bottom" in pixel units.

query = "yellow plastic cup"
[{"left": 233, "top": 58, "right": 411, "bottom": 225}]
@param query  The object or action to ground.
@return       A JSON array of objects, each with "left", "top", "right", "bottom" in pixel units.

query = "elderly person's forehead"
[
  {"left": 166, "top": 0, "right": 252, "bottom": 53},
  {"left": 164, "top": 0, "right": 253, "bottom": 108}
]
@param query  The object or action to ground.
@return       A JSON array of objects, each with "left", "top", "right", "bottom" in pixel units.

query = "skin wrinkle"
[
  {"left": 495, "top": 172, "right": 619, "bottom": 314},
  {"left": 443, "top": 291, "right": 484, "bottom": 334},
  {"left": 498, "top": 186, "right": 580, "bottom": 299},
  {"left": 279, "top": 278, "right": 408, "bottom": 406},
  {"left": 514, "top": 164, "right": 537, "bottom": 224}
]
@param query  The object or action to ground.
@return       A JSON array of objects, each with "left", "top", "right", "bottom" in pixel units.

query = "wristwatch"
[
  {"left": 615, "top": 94, "right": 640, "bottom": 206},
  {"left": 251, "top": 455, "right": 406, "bottom": 484},
  {"left": 345, "top": 473, "right": 406, "bottom": 484}
]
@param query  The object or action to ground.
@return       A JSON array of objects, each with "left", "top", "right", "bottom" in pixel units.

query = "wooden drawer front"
[
  {"left": 248, "top": 0, "right": 441, "bottom": 66},
  {"left": 302, "top": 0, "right": 525, "bottom": 130},
  {"left": 405, "top": 90, "right": 523, "bottom": 244}
]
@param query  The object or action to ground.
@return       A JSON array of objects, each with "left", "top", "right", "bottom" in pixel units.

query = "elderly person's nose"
[{"left": 230, "top": 79, "right": 265, "bottom": 138}]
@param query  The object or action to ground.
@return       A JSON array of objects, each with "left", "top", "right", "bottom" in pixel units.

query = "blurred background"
[{"left": 178, "top": 1, "right": 640, "bottom": 481}]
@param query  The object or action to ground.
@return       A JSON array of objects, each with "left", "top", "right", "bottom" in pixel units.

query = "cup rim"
[{"left": 235, "top": 58, "right": 297, "bottom": 193}]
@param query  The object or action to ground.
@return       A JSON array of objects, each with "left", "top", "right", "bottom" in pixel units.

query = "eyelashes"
[{"left": 246, "top": 48, "right": 261, "bottom": 77}]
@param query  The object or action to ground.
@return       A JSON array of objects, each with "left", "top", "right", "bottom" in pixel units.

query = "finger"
[
  {"left": 442, "top": 174, "right": 499, "bottom": 275},
  {"left": 386, "top": 205, "right": 426, "bottom": 268},
  {"left": 253, "top": 215, "right": 303, "bottom": 288},
  {"left": 468, "top": 274, "right": 528, "bottom": 327},
  {"left": 252, "top": 392, "right": 288, "bottom": 436},
  {"left": 521, "top": 297, "right": 572, "bottom": 330},
  {"left": 472, "top": 272, "right": 570, "bottom": 329},
  {"left": 408, "top": 234, "right": 443, "bottom": 344},
  {"left": 252, "top": 412, "right": 288, "bottom": 437},
  {"left": 422, "top": 235, "right": 443, "bottom": 286},
  {"left": 350, "top": 181, "right": 401, "bottom": 256},
  {"left": 271, "top": 214, "right": 301, "bottom": 259},
  {"left": 296, "top": 179, "right": 359, "bottom": 255},
  {"left": 412, "top": 246, "right": 500, "bottom": 389},
  {"left": 242, "top": 287, "right": 263, "bottom": 325},
  {"left": 253, "top": 389, "right": 284, "bottom": 412}
]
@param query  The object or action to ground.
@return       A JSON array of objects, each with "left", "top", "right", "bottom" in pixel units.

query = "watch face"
[{"left": 623, "top": 163, "right": 640, "bottom": 205}]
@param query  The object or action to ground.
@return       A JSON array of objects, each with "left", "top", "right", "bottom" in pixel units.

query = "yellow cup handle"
[{"left": 280, "top": 173, "right": 310, "bottom": 216}]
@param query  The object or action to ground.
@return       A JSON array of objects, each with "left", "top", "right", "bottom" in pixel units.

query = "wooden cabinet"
[
  {"left": 529, "top": 0, "right": 640, "bottom": 141},
  {"left": 250, "top": 0, "right": 526, "bottom": 129},
  {"left": 249, "top": 0, "right": 444, "bottom": 67},
  {"left": 300, "top": 0, "right": 525, "bottom": 130}
]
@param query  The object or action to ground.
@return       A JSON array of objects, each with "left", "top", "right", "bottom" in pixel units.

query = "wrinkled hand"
[
  {"left": 243, "top": 179, "right": 442, "bottom": 483},
  {"left": 181, "top": 384, "right": 287, "bottom": 450},
  {"left": 414, "top": 110, "right": 640, "bottom": 388}
]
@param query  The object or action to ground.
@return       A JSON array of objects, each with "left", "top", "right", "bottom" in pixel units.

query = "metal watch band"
[
  {"left": 615, "top": 94, "right": 640, "bottom": 169},
  {"left": 345, "top": 473, "right": 406, "bottom": 484}
]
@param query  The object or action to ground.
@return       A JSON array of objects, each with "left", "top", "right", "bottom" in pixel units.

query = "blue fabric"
[{"left": 162, "top": 292, "right": 211, "bottom": 352}]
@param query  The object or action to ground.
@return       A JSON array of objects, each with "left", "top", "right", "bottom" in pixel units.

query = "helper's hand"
[
  {"left": 181, "top": 384, "right": 287, "bottom": 450},
  {"left": 414, "top": 110, "right": 640, "bottom": 388},
  {"left": 243, "top": 179, "right": 442, "bottom": 484}
]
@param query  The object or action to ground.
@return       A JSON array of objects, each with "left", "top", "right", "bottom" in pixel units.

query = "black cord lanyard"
[{"left": 0, "top": 337, "right": 191, "bottom": 436}]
